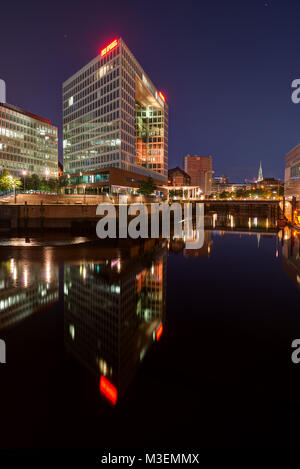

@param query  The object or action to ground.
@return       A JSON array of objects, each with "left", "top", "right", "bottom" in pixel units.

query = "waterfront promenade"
[{"left": 0, "top": 194, "right": 282, "bottom": 233}]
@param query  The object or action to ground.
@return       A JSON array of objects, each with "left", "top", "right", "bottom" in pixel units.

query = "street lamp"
[
  {"left": 9, "top": 176, "right": 16, "bottom": 203},
  {"left": 79, "top": 172, "right": 86, "bottom": 203},
  {"left": 22, "top": 170, "right": 27, "bottom": 192},
  {"left": 45, "top": 169, "right": 50, "bottom": 193}
]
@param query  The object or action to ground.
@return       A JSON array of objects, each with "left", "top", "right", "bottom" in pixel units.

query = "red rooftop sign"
[
  {"left": 100, "top": 39, "right": 118, "bottom": 57},
  {"left": 158, "top": 91, "right": 166, "bottom": 103}
]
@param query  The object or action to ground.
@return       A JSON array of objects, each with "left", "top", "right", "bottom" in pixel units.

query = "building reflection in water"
[
  {"left": 209, "top": 213, "right": 275, "bottom": 231},
  {"left": 168, "top": 231, "right": 213, "bottom": 258},
  {"left": 167, "top": 215, "right": 276, "bottom": 258},
  {"left": 64, "top": 241, "right": 167, "bottom": 406},
  {"left": 282, "top": 228, "right": 300, "bottom": 290},
  {"left": 0, "top": 249, "right": 59, "bottom": 330}
]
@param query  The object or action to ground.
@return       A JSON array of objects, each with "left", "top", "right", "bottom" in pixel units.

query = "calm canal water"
[{"left": 0, "top": 218, "right": 300, "bottom": 448}]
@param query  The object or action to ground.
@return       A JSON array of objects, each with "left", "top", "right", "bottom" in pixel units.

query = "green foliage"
[
  {"left": 217, "top": 187, "right": 283, "bottom": 200},
  {"left": 218, "top": 191, "right": 231, "bottom": 199},
  {"left": 139, "top": 177, "right": 156, "bottom": 196},
  {"left": 0, "top": 170, "right": 22, "bottom": 192},
  {"left": 26, "top": 174, "right": 41, "bottom": 191},
  {"left": 0, "top": 170, "right": 59, "bottom": 194},
  {"left": 24, "top": 173, "right": 59, "bottom": 193}
]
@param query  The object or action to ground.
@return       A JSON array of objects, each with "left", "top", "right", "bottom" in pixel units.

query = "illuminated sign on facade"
[
  {"left": 100, "top": 39, "right": 118, "bottom": 57},
  {"left": 158, "top": 91, "right": 166, "bottom": 103}
]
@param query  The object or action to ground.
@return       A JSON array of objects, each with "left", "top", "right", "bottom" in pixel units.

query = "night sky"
[{"left": 1, "top": 0, "right": 300, "bottom": 181}]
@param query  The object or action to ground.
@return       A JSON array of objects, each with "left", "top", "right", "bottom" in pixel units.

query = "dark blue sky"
[{"left": 1, "top": 0, "right": 299, "bottom": 181}]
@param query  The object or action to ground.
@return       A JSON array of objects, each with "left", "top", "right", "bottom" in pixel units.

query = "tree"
[
  {"left": 218, "top": 191, "right": 231, "bottom": 199},
  {"left": 40, "top": 177, "right": 50, "bottom": 193},
  {"left": 48, "top": 178, "right": 59, "bottom": 193},
  {"left": 235, "top": 189, "right": 245, "bottom": 199},
  {"left": 139, "top": 177, "right": 156, "bottom": 196},
  {"left": 25, "top": 174, "right": 59, "bottom": 193},
  {"left": 0, "top": 170, "right": 22, "bottom": 193},
  {"left": 26, "top": 174, "right": 41, "bottom": 191},
  {"left": 13, "top": 177, "right": 22, "bottom": 191}
]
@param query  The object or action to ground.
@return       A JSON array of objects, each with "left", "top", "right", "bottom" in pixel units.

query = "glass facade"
[
  {"left": 285, "top": 144, "right": 300, "bottom": 199},
  {"left": 62, "top": 38, "right": 168, "bottom": 182},
  {"left": 60, "top": 172, "right": 109, "bottom": 187},
  {"left": 0, "top": 103, "right": 58, "bottom": 178},
  {"left": 291, "top": 162, "right": 300, "bottom": 178}
]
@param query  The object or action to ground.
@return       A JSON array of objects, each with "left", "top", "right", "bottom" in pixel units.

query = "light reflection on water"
[
  {"left": 0, "top": 238, "right": 167, "bottom": 406},
  {"left": 0, "top": 236, "right": 91, "bottom": 246},
  {"left": 0, "top": 218, "right": 300, "bottom": 447}
]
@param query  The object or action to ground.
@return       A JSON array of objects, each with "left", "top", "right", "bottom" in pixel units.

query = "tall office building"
[
  {"left": 183, "top": 155, "right": 213, "bottom": 196},
  {"left": 0, "top": 80, "right": 58, "bottom": 178},
  {"left": 62, "top": 38, "right": 168, "bottom": 194}
]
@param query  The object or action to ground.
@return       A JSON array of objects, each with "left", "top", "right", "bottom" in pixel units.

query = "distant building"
[
  {"left": 165, "top": 166, "right": 201, "bottom": 200},
  {"left": 285, "top": 144, "right": 300, "bottom": 199},
  {"left": 224, "top": 183, "right": 246, "bottom": 193},
  {"left": 257, "top": 177, "right": 282, "bottom": 193},
  {"left": 0, "top": 80, "right": 58, "bottom": 178},
  {"left": 211, "top": 179, "right": 246, "bottom": 195},
  {"left": 62, "top": 37, "right": 168, "bottom": 195},
  {"left": 214, "top": 175, "right": 228, "bottom": 185},
  {"left": 245, "top": 183, "right": 256, "bottom": 191},
  {"left": 183, "top": 155, "right": 213, "bottom": 196},
  {"left": 211, "top": 174, "right": 228, "bottom": 194},
  {"left": 168, "top": 167, "right": 191, "bottom": 186},
  {"left": 58, "top": 161, "right": 63, "bottom": 178}
]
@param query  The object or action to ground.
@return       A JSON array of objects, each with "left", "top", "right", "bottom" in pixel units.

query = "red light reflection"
[
  {"left": 156, "top": 323, "right": 163, "bottom": 341},
  {"left": 99, "top": 375, "right": 118, "bottom": 405}
]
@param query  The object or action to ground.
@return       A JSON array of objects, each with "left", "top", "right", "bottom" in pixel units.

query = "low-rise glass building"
[{"left": 60, "top": 166, "right": 164, "bottom": 195}]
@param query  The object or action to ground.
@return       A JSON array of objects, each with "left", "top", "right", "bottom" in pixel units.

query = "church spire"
[{"left": 257, "top": 161, "right": 263, "bottom": 182}]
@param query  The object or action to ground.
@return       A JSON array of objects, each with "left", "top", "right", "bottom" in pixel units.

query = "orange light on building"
[
  {"left": 99, "top": 376, "right": 118, "bottom": 405},
  {"left": 156, "top": 322, "right": 163, "bottom": 341},
  {"left": 158, "top": 91, "right": 166, "bottom": 103},
  {"left": 100, "top": 39, "right": 118, "bottom": 57}
]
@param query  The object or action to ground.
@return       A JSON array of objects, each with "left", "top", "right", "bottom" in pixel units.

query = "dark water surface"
[{"left": 0, "top": 224, "right": 300, "bottom": 448}]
